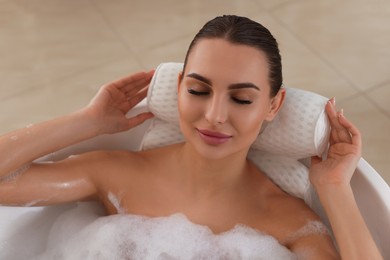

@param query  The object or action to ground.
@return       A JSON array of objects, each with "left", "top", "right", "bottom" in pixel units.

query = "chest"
[{"left": 99, "top": 176, "right": 291, "bottom": 245}]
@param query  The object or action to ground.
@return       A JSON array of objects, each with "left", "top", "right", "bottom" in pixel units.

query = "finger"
[
  {"left": 311, "top": 155, "right": 322, "bottom": 166},
  {"left": 112, "top": 70, "right": 154, "bottom": 92},
  {"left": 117, "top": 89, "right": 147, "bottom": 114},
  {"left": 336, "top": 110, "right": 352, "bottom": 143},
  {"left": 127, "top": 112, "right": 154, "bottom": 129},
  {"left": 326, "top": 99, "right": 352, "bottom": 143},
  {"left": 326, "top": 99, "right": 342, "bottom": 144},
  {"left": 338, "top": 113, "right": 362, "bottom": 148},
  {"left": 111, "top": 72, "right": 147, "bottom": 88},
  {"left": 122, "top": 75, "right": 152, "bottom": 98},
  {"left": 124, "top": 81, "right": 149, "bottom": 98},
  {"left": 127, "top": 87, "right": 148, "bottom": 109},
  {"left": 114, "top": 87, "right": 148, "bottom": 114},
  {"left": 119, "top": 70, "right": 154, "bottom": 87},
  {"left": 325, "top": 98, "right": 343, "bottom": 131}
]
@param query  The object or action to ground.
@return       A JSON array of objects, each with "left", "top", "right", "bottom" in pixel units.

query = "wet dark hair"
[{"left": 182, "top": 15, "right": 283, "bottom": 97}]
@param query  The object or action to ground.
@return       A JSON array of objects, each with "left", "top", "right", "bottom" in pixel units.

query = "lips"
[{"left": 197, "top": 129, "right": 232, "bottom": 145}]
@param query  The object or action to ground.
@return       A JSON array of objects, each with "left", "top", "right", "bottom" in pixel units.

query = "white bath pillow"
[
  {"left": 141, "top": 119, "right": 183, "bottom": 150},
  {"left": 145, "top": 62, "right": 330, "bottom": 159},
  {"left": 252, "top": 88, "right": 329, "bottom": 159},
  {"left": 247, "top": 149, "right": 311, "bottom": 202}
]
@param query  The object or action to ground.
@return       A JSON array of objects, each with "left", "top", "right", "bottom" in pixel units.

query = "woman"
[{"left": 0, "top": 15, "right": 382, "bottom": 259}]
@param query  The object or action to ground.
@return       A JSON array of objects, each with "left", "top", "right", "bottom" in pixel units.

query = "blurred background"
[{"left": 0, "top": 0, "right": 389, "bottom": 184}]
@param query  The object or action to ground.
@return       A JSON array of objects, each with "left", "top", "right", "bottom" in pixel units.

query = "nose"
[{"left": 205, "top": 94, "right": 228, "bottom": 125}]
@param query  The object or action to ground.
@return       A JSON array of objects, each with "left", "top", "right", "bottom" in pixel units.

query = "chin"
[{"left": 195, "top": 143, "right": 232, "bottom": 160}]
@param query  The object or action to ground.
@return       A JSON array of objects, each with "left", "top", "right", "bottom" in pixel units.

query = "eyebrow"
[{"left": 186, "top": 72, "right": 260, "bottom": 91}]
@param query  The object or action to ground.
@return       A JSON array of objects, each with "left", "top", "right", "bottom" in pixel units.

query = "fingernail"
[
  {"left": 338, "top": 108, "right": 344, "bottom": 118},
  {"left": 332, "top": 97, "right": 336, "bottom": 105}
]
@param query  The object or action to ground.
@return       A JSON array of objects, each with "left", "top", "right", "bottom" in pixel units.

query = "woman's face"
[{"left": 178, "top": 38, "right": 284, "bottom": 159}]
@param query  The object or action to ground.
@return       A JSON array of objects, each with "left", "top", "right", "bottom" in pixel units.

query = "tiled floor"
[{"left": 1, "top": 0, "right": 389, "bottom": 184}]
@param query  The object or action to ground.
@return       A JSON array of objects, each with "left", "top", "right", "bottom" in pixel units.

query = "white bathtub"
[{"left": 1, "top": 102, "right": 389, "bottom": 259}]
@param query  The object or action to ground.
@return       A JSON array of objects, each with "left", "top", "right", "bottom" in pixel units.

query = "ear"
[{"left": 265, "top": 88, "right": 286, "bottom": 122}]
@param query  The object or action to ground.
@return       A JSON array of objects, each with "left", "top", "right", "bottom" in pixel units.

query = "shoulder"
[
  {"left": 78, "top": 145, "right": 178, "bottom": 177},
  {"left": 248, "top": 165, "right": 339, "bottom": 259},
  {"left": 74, "top": 149, "right": 146, "bottom": 165},
  {"left": 81, "top": 149, "right": 149, "bottom": 173},
  {"left": 266, "top": 192, "right": 339, "bottom": 259},
  {"left": 82, "top": 146, "right": 177, "bottom": 183},
  {"left": 59, "top": 150, "right": 140, "bottom": 169},
  {"left": 61, "top": 150, "right": 148, "bottom": 187}
]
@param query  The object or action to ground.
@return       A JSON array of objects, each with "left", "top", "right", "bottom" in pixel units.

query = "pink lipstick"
[{"left": 197, "top": 129, "right": 232, "bottom": 145}]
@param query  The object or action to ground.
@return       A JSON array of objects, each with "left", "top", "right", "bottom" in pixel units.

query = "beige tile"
[
  {"left": 256, "top": 0, "right": 295, "bottom": 11},
  {"left": 139, "top": 9, "right": 359, "bottom": 100},
  {"left": 1, "top": 0, "right": 387, "bottom": 188},
  {"left": 250, "top": 13, "right": 358, "bottom": 99},
  {"left": 338, "top": 96, "right": 390, "bottom": 184},
  {"left": 0, "top": 58, "right": 142, "bottom": 134},
  {"left": 0, "top": 0, "right": 131, "bottom": 100},
  {"left": 366, "top": 83, "right": 390, "bottom": 116},
  {"left": 92, "top": 0, "right": 261, "bottom": 67},
  {"left": 140, "top": 35, "right": 192, "bottom": 70},
  {"left": 273, "top": 0, "right": 390, "bottom": 91},
  {"left": 11, "top": 0, "right": 91, "bottom": 13},
  {"left": 121, "top": 7, "right": 351, "bottom": 86}
]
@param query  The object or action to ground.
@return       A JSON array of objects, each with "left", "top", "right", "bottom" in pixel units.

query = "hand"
[
  {"left": 309, "top": 98, "right": 362, "bottom": 188},
  {"left": 86, "top": 70, "right": 154, "bottom": 134}
]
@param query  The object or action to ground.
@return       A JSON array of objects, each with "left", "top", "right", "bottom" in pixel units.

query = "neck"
[{"left": 175, "top": 143, "right": 250, "bottom": 199}]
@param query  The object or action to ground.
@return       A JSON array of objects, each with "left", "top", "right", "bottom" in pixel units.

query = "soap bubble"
[{"left": 34, "top": 212, "right": 298, "bottom": 260}]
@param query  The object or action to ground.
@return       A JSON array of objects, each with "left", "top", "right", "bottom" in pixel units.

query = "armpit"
[{"left": 0, "top": 163, "right": 31, "bottom": 183}]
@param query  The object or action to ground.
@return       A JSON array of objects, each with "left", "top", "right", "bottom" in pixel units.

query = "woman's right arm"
[
  {"left": 309, "top": 98, "right": 383, "bottom": 259},
  {"left": 0, "top": 70, "right": 154, "bottom": 205},
  {"left": 1, "top": 109, "right": 99, "bottom": 179}
]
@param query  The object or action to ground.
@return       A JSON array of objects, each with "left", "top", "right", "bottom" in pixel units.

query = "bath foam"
[
  {"left": 35, "top": 213, "right": 298, "bottom": 260},
  {"left": 107, "top": 191, "right": 126, "bottom": 214},
  {"left": 283, "top": 220, "right": 330, "bottom": 245}
]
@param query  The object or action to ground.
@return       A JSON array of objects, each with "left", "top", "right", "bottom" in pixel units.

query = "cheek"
[{"left": 233, "top": 104, "right": 269, "bottom": 136}]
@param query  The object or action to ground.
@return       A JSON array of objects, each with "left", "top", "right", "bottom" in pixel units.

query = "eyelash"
[
  {"left": 231, "top": 97, "right": 253, "bottom": 105},
  {"left": 187, "top": 89, "right": 253, "bottom": 105},
  {"left": 188, "top": 89, "right": 208, "bottom": 96}
]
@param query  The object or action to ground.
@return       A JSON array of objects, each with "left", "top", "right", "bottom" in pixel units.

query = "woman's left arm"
[{"left": 309, "top": 98, "right": 383, "bottom": 260}]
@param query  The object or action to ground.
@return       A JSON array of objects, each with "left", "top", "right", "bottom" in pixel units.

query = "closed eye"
[
  {"left": 231, "top": 97, "right": 253, "bottom": 105},
  {"left": 188, "top": 88, "right": 252, "bottom": 105},
  {"left": 188, "top": 89, "right": 209, "bottom": 96}
]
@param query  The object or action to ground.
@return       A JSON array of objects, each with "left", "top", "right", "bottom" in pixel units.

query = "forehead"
[{"left": 185, "top": 39, "right": 270, "bottom": 89}]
